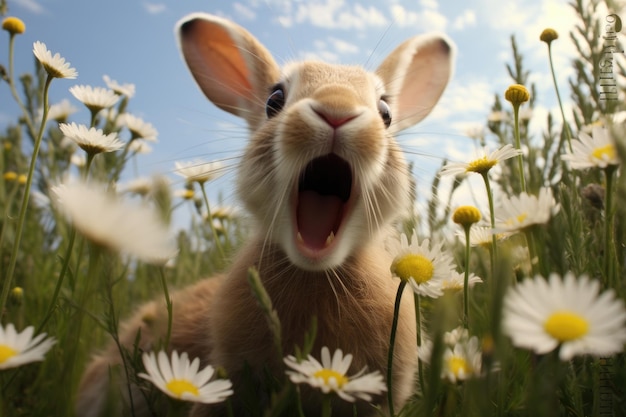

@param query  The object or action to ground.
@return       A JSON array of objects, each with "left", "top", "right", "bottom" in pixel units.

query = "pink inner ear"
[
  {"left": 180, "top": 19, "right": 254, "bottom": 111},
  {"left": 398, "top": 50, "right": 449, "bottom": 122}
]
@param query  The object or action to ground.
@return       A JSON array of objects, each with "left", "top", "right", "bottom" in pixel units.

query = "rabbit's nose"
[{"left": 314, "top": 110, "right": 357, "bottom": 128}]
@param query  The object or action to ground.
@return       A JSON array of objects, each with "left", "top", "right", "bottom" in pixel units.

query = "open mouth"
[{"left": 295, "top": 154, "right": 353, "bottom": 254}]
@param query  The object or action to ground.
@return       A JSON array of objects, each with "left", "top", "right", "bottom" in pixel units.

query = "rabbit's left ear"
[{"left": 376, "top": 33, "right": 455, "bottom": 133}]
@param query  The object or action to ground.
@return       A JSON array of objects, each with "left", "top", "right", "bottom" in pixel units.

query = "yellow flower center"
[
  {"left": 466, "top": 157, "right": 497, "bottom": 174},
  {"left": 448, "top": 356, "right": 471, "bottom": 378},
  {"left": 393, "top": 254, "right": 434, "bottom": 284},
  {"left": 543, "top": 311, "right": 589, "bottom": 342},
  {"left": 591, "top": 144, "right": 616, "bottom": 161},
  {"left": 165, "top": 379, "right": 199, "bottom": 398},
  {"left": 314, "top": 369, "right": 348, "bottom": 388},
  {"left": 0, "top": 345, "right": 18, "bottom": 364},
  {"left": 506, "top": 213, "right": 528, "bottom": 226}
]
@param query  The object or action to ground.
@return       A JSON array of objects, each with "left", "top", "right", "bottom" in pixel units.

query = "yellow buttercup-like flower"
[
  {"left": 540, "top": 28, "right": 558, "bottom": 44},
  {"left": 2, "top": 17, "right": 25, "bottom": 35},
  {"left": 453, "top": 206, "right": 482, "bottom": 227},
  {"left": 505, "top": 84, "right": 530, "bottom": 106}
]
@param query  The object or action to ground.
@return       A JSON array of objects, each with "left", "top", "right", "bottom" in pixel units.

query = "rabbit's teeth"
[
  {"left": 297, "top": 232, "right": 304, "bottom": 243},
  {"left": 325, "top": 231, "right": 335, "bottom": 246}
]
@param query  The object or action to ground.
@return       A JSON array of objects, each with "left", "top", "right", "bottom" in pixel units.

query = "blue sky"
[{"left": 1, "top": 0, "right": 608, "bottom": 227}]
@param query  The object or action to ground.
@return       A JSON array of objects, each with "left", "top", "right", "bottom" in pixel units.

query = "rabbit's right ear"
[{"left": 176, "top": 13, "right": 280, "bottom": 130}]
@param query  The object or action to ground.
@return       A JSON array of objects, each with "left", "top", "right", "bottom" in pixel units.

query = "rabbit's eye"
[
  {"left": 266, "top": 85, "right": 285, "bottom": 118},
  {"left": 378, "top": 98, "right": 391, "bottom": 128}
]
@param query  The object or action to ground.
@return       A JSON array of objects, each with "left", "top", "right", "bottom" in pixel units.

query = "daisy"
[
  {"left": 32, "top": 41, "right": 77, "bottom": 79},
  {"left": 117, "top": 177, "right": 153, "bottom": 196},
  {"left": 103, "top": 75, "right": 136, "bottom": 98},
  {"left": 442, "top": 336, "right": 483, "bottom": 383},
  {"left": 117, "top": 113, "right": 158, "bottom": 142},
  {"left": 44, "top": 99, "right": 78, "bottom": 122},
  {"left": 443, "top": 326, "right": 470, "bottom": 346},
  {"left": 51, "top": 180, "right": 175, "bottom": 264},
  {"left": 440, "top": 144, "right": 522, "bottom": 177},
  {"left": 494, "top": 187, "right": 560, "bottom": 233},
  {"left": 284, "top": 346, "right": 386, "bottom": 403},
  {"left": 487, "top": 111, "right": 508, "bottom": 123},
  {"left": 138, "top": 351, "right": 233, "bottom": 404},
  {"left": 562, "top": 126, "right": 619, "bottom": 170},
  {"left": 128, "top": 139, "right": 153, "bottom": 155},
  {"left": 387, "top": 230, "right": 456, "bottom": 298},
  {"left": 175, "top": 160, "right": 224, "bottom": 185},
  {"left": 69, "top": 85, "right": 119, "bottom": 113},
  {"left": 0, "top": 323, "right": 56, "bottom": 370},
  {"left": 441, "top": 271, "right": 483, "bottom": 293},
  {"left": 456, "top": 226, "right": 509, "bottom": 248},
  {"left": 59, "top": 122, "right": 124, "bottom": 155},
  {"left": 503, "top": 272, "right": 626, "bottom": 361}
]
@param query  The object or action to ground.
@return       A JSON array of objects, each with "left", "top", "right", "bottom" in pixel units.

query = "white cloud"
[
  {"left": 429, "top": 78, "right": 494, "bottom": 122},
  {"left": 287, "top": 0, "right": 388, "bottom": 30},
  {"left": 328, "top": 37, "right": 359, "bottom": 54},
  {"left": 14, "top": 0, "right": 45, "bottom": 14},
  {"left": 451, "top": 9, "right": 476, "bottom": 31},
  {"left": 389, "top": 4, "right": 447, "bottom": 32},
  {"left": 233, "top": 2, "right": 257, "bottom": 20},
  {"left": 142, "top": 2, "right": 166, "bottom": 15}
]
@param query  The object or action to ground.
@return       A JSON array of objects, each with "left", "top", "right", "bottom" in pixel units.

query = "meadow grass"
[{"left": 1, "top": 1, "right": 625, "bottom": 416}]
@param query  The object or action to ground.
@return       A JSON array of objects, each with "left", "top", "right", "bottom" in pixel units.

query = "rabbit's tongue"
[{"left": 297, "top": 190, "right": 342, "bottom": 249}]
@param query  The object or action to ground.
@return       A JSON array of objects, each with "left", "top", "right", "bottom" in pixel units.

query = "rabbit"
[{"left": 75, "top": 12, "right": 454, "bottom": 417}]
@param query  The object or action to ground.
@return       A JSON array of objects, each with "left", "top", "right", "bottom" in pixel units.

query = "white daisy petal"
[
  {"left": 140, "top": 350, "right": 232, "bottom": 404},
  {"left": 32, "top": 41, "right": 77, "bottom": 79},
  {"left": 175, "top": 160, "right": 224, "bottom": 184},
  {"left": 440, "top": 144, "right": 522, "bottom": 176},
  {"left": 494, "top": 187, "right": 560, "bottom": 233},
  {"left": 503, "top": 272, "right": 626, "bottom": 360},
  {"left": 59, "top": 122, "right": 124, "bottom": 155},
  {"left": 562, "top": 126, "right": 619, "bottom": 169},
  {"left": 51, "top": 181, "right": 176, "bottom": 264},
  {"left": 69, "top": 85, "right": 119, "bottom": 112},
  {"left": 284, "top": 346, "right": 386, "bottom": 404},
  {"left": 387, "top": 229, "right": 456, "bottom": 299},
  {"left": 0, "top": 324, "right": 55, "bottom": 370}
]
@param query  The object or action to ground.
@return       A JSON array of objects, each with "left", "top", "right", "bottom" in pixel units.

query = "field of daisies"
[{"left": 1, "top": 1, "right": 626, "bottom": 416}]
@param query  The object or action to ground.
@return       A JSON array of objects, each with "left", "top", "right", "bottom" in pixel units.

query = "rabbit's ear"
[
  {"left": 176, "top": 13, "right": 280, "bottom": 130},
  {"left": 376, "top": 33, "right": 454, "bottom": 133}
]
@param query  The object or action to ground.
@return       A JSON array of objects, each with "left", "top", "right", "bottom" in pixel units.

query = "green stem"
[
  {"left": 6, "top": 33, "right": 37, "bottom": 139},
  {"left": 512, "top": 104, "right": 526, "bottom": 193},
  {"left": 387, "top": 280, "right": 406, "bottom": 417},
  {"left": 547, "top": 43, "right": 573, "bottom": 153},
  {"left": 36, "top": 229, "right": 76, "bottom": 333},
  {"left": 320, "top": 394, "right": 332, "bottom": 417},
  {"left": 480, "top": 172, "right": 497, "bottom": 272},
  {"left": 0, "top": 74, "right": 54, "bottom": 317},
  {"left": 414, "top": 293, "right": 425, "bottom": 397},
  {"left": 200, "top": 183, "right": 225, "bottom": 260},
  {"left": 524, "top": 228, "right": 539, "bottom": 276},
  {"left": 603, "top": 166, "right": 617, "bottom": 288},
  {"left": 158, "top": 267, "right": 173, "bottom": 348},
  {"left": 462, "top": 225, "right": 471, "bottom": 329}
]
